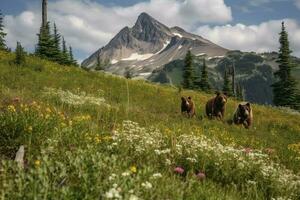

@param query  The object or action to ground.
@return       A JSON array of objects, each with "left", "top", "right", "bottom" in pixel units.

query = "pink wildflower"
[
  {"left": 174, "top": 167, "right": 184, "bottom": 175},
  {"left": 196, "top": 172, "right": 206, "bottom": 181}
]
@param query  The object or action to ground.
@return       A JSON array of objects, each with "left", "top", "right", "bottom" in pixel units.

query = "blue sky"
[{"left": 1, "top": 0, "right": 300, "bottom": 61}]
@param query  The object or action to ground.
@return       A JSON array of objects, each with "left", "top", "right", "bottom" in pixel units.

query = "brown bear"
[
  {"left": 233, "top": 102, "right": 253, "bottom": 129},
  {"left": 181, "top": 97, "right": 189, "bottom": 114},
  {"left": 205, "top": 92, "right": 227, "bottom": 120},
  {"left": 181, "top": 96, "right": 195, "bottom": 118}
]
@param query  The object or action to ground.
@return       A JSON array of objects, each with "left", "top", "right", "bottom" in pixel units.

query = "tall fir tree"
[
  {"left": 222, "top": 68, "right": 233, "bottom": 96},
  {"left": 197, "top": 59, "right": 211, "bottom": 92},
  {"left": 0, "top": 11, "right": 7, "bottom": 51},
  {"left": 61, "top": 37, "right": 70, "bottom": 65},
  {"left": 69, "top": 46, "right": 77, "bottom": 66},
  {"left": 15, "top": 42, "right": 26, "bottom": 65},
  {"left": 182, "top": 50, "right": 196, "bottom": 89},
  {"left": 36, "top": 22, "right": 55, "bottom": 60},
  {"left": 52, "top": 23, "right": 62, "bottom": 62},
  {"left": 271, "top": 22, "right": 300, "bottom": 110}
]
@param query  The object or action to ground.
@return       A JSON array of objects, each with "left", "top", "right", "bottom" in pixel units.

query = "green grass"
[{"left": 0, "top": 51, "right": 300, "bottom": 200}]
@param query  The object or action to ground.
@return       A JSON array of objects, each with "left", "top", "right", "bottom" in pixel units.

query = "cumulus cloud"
[
  {"left": 196, "top": 19, "right": 300, "bottom": 57},
  {"left": 3, "top": 0, "right": 232, "bottom": 60}
]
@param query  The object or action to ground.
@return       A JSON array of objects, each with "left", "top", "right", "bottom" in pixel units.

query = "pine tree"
[
  {"left": 182, "top": 50, "right": 196, "bottom": 89},
  {"left": 52, "top": 23, "right": 62, "bottom": 62},
  {"left": 236, "top": 83, "right": 244, "bottom": 101},
  {"left": 0, "top": 11, "right": 7, "bottom": 51},
  {"left": 61, "top": 37, "right": 70, "bottom": 65},
  {"left": 69, "top": 46, "right": 77, "bottom": 66},
  {"left": 15, "top": 42, "right": 26, "bottom": 65},
  {"left": 36, "top": 22, "right": 55, "bottom": 60},
  {"left": 197, "top": 59, "right": 211, "bottom": 92},
  {"left": 271, "top": 22, "right": 300, "bottom": 110},
  {"left": 223, "top": 68, "right": 232, "bottom": 96}
]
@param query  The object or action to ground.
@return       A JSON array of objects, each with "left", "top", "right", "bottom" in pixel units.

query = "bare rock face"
[{"left": 81, "top": 12, "right": 228, "bottom": 78}]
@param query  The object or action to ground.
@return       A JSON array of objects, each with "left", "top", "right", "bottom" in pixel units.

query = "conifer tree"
[
  {"left": 0, "top": 11, "right": 7, "bottom": 51},
  {"left": 271, "top": 22, "right": 299, "bottom": 110},
  {"left": 15, "top": 42, "right": 26, "bottom": 65},
  {"left": 36, "top": 22, "right": 55, "bottom": 59},
  {"left": 61, "top": 37, "right": 70, "bottom": 65},
  {"left": 236, "top": 83, "right": 244, "bottom": 101},
  {"left": 182, "top": 50, "right": 196, "bottom": 89},
  {"left": 52, "top": 23, "right": 62, "bottom": 62},
  {"left": 69, "top": 46, "right": 77, "bottom": 66},
  {"left": 223, "top": 68, "right": 232, "bottom": 96},
  {"left": 197, "top": 59, "right": 211, "bottom": 92}
]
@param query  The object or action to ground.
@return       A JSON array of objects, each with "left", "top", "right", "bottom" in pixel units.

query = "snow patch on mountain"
[{"left": 122, "top": 53, "right": 154, "bottom": 61}]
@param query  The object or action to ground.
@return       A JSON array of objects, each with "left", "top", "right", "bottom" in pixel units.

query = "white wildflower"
[{"left": 141, "top": 181, "right": 152, "bottom": 189}]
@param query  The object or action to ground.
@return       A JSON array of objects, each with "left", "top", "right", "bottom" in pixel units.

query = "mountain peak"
[{"left": 137, "top": 12, "right": 152, "bottom": 20}]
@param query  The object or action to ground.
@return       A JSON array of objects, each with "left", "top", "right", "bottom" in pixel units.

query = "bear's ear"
[
  {"left": 188, "top": 96, "right": 192, "bottom": 100},
  {"left": 215, "top": 91, "right": 221, "bottom": 96},
  {"left": 239, "top": 104, "right": 243, "bottom": 109},
  {"left": 223, "top": 92, "right": 228, "bottom": 97},
  {"left": 246, "top": 102, "right": 251, "bottom": 107}
]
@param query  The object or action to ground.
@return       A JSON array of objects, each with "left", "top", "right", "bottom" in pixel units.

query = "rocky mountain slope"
[{"left": 81, "top": 12, "right": 228, "bottom": 78}]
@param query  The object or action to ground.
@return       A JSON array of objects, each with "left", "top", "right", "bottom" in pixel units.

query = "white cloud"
[
  {"left": 3, "top": 0, "right": 232, "bottom": 59},
  {"left": 196, "top": 19, "right": 300, "bottom": 57}
]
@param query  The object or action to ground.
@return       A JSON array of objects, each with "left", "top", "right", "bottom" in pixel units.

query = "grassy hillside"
[{"left": 0, "top": 51, "right": 300, "bottom": 200}]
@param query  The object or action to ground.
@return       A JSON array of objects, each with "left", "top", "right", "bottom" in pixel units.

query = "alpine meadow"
[{"left": 1, "top": 0, "right": 300, "bottom": 200}]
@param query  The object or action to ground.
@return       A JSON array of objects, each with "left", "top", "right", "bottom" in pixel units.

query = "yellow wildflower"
[
  {"left": 34, "top": 160, "right": 41, "bottom": 167},
  {"left": 130, "top": 166, "right": 137, "bottom": 173},
  {"left": 7, "top": 105, "right": 16, "bottom": 112},
  {"left": 95, "top": 136, "right": 101, "bottom": 144}
]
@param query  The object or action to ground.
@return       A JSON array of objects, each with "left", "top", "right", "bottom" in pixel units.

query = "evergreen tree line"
[
  {"left": 0, "top": 10, "right": 77, "bottom": 67},
  {"left": 36, "top": 22, "right": 77, "bottom": 66},
  {"left": 182, "top": 50, "right": 244, "bottom": 101}
]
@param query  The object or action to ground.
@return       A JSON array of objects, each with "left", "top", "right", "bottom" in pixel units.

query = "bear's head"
[
  {"left": 238, "top": 103, "right": 251, "bottom": 118},
  {"left": 215, "top": 92, "right": 227, "bottom": 107}
]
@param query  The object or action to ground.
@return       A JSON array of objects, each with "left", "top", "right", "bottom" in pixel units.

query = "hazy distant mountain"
[{"left": 81, "top": 12, "right": 228, "bottom": 78}]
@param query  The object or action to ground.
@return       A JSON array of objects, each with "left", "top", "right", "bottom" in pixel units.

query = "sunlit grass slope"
[{"left": 0, "top": 51, "right": 300, "bottom": 200}]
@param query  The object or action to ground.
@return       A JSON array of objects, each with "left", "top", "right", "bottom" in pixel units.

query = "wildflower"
[
  {"left": 7, "top": 105, "right": 16, "bottom": 112},
  {"left": 174, "top": 167, "right": 184, "bottom": 175},
  {"left": 196, "top": 172, "right": 206, "bottom": 181},
  {"left": 141, "top": 181, "right": 152, "bottom": 189},
  {"left": 46, "top": 107, "right": 51, "bottom": 113},
  {"left": 152, "top": 173, "right": 162, "bottom": 179},
  {"left": 130, "top": 166, "right": 137, "bottom": 173},
  {"left": 104, "top": 188, "right": 122, "bottom": 199},
  {"left": 108, "top": 173, "right": 117, "bottom": 181},
  {"left": 122, "top": 172, "right": 130, "bottom": 177},
  {"left": 95, "top": 136, "right": 101, "bottom": 144},
  {"left": 34, "top": 160, "right": 41, "bottom": 167}
]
